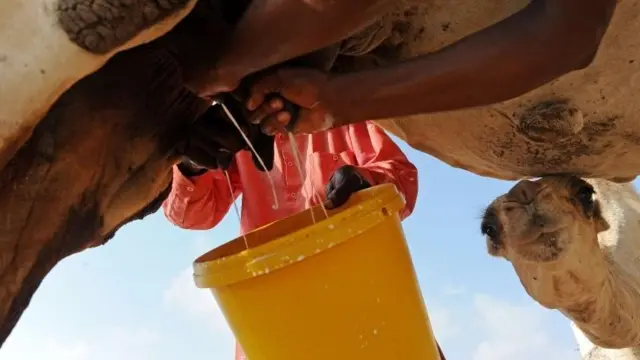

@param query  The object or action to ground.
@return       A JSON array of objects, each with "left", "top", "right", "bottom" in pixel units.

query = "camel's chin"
[{"left": 510, "top": 231, "right": 569, "bottom": 263}]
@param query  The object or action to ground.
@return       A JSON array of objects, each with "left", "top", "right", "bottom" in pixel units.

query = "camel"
[
  {"left": 481, "top": 176, "right": 640, "bottom": 359},
  {"left": 3, "top": 0, "right": 640, "bottom": 349}
]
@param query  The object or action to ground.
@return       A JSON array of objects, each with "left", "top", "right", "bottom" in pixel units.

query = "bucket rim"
[{"left": 192, "top": 184, "right": 406, "bottom": 289}]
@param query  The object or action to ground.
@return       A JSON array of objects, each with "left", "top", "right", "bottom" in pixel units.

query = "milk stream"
[
  {"left": 217, "top": 102, "right": 279, "bottom": 210},
  {"left": 287, "top": 132, "right": 330, "bottom": 222},
  {"left": 224, "top": 170, "right": 249, "bottom": 250},
  {"left": 215, "top": 100, "right": 329, "bottom": 251}
]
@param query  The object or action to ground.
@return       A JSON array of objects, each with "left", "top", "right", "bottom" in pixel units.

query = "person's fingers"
[
  {"left": 247, "top": 74, "right": 284, "bottom": 111},
  {"left": 324, "top": 166, "right": 372, "bottom": 209},
  {"left": 280, "top": 108, "right": 323, "bottom": 135},
  {"left": 246, "top": 91, "right": 266, "bottom": 112},
  {"left": 324, "top": 188, "right": 348, "bottom": 210},
  {"left": 323, "top": 196, "right": 336, "bottom": 210},
  {"left": 324, "top": 176, "right": 338, "bottom": 208},
  {"left": 248, "top": 98, "right": 284, "bottom": 125},
  {"left": 260, "top": 112, "right": 291, "bottom": 135},
  {"left": 324, "top": 180, "right": 354, "bottom": 210}
]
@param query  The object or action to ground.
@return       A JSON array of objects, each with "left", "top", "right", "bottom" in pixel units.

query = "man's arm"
[
  {"left": 245, "top": 0, "right": 618, "bottom": 134},
  {"left": 351, "top": 122, "right": 418, "bottom": 219},
  {"left": 202, "top": 0, "right": 395, "bottom": 95},
  {"left": 325, "top": 0, "right": 617, "bottom": 125},
  {"left": 162, "top": 164, "right": 242, "bottom": 230}
]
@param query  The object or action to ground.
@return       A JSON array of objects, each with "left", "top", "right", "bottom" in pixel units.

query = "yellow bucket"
[{"left": 193, "top": 184, "right": 440, "bottom": 359}]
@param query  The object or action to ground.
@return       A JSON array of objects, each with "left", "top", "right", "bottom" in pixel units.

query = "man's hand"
[
  {"left": 246, "top": 68, "right": 340, "bottom": 135},
  {"left": 324, "top": 165, "right": 372, "bottom": 209}
]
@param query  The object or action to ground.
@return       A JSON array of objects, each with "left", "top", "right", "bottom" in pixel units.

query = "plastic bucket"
[{"left": 193, "top": 184, "right": 440, "bottom": 359}]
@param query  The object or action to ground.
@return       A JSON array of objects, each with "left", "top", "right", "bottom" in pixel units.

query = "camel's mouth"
[
  {"left": 512, "top": 230, "right": 567, "bottom": 263},
  {"left": 506, "top": 227, "right": 569, "bottom": 263}
]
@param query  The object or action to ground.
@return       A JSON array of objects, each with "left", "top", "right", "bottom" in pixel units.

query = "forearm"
[
  {"left": 325, "top": 0, "right": 617, "bottom": 125},
  {"left": 217, "top": 0, "right": 395, "bottom": 80}
]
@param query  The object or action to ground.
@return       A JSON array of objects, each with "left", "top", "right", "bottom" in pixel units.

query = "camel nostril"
[{"left": 508, "top": 180, "right": 541, "bottom": 204}]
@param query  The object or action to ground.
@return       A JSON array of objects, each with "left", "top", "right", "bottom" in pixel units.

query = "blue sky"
[{"left": 1, "top": 136, "right": 588, "bottom": 360}]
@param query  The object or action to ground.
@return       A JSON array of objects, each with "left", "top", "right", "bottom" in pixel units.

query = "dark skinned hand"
[
  {"left": 176, "top": 94, "right": 275, "bottom": 177},
  {"left": 324, "top": 165, "right": 372, "bottom": 209},
  {"left": 247, "top": 68, "right": 336, "bottom": 135}
]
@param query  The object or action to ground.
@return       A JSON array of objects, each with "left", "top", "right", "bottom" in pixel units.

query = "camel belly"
[{"left": 375, "top": 0, "right": 640, "bottom": 181}]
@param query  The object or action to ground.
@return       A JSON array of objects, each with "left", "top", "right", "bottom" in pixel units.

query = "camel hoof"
[{"left": 515, "top": 99, "right": 585, "bottom": 143}]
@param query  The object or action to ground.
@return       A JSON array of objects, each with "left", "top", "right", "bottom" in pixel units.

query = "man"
[
  {"left": 188, "top": 0, "right": 616, "bottom": 135},
  {"left": 162, "top": 107, "right": 445, "bottom": 358}
]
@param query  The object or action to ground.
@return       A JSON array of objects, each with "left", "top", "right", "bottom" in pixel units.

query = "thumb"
[
  {"left": 324, "top": 181, "right": 353, "bottom": 210},
  {"left": 323, "top": 189, "right": 338, "bottom": 210}
]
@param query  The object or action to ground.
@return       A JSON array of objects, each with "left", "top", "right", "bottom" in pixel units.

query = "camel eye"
[
  {"left": 575, "top": 184, "right": 595, "bottom": 214},
  {"left": 481, "top": 223, "right": 498, "bottom": 240},
  {"left": 481, "top": 206, "right": 501, "bottom": 246}
]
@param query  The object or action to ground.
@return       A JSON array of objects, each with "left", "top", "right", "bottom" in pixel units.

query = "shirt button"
[
  {"left": 287, "top": 162, "right": 293, "bottom": 167},
  {"left": 187, "top": 186, "right": 194, "bottom": 192},
  {"left": 333, "top": 155, "right": 339, "bottom": 161},
  {"left": 290, "top": 192, "right": 297, "bottom": 198}
]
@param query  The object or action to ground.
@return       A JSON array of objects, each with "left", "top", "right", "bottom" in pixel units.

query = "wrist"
[{"left": 320, "top": 74, "right": 361, "bottom": 127}]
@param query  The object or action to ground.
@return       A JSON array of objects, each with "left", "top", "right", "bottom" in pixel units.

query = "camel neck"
[
  {"left": 563, "top": 256, "right": 640, "bottom": 349},
  {"left": 563, "top": 180, "right": 640, "bottom": 349}
]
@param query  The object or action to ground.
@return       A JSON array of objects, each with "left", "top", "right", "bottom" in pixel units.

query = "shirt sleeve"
[
  {"left": 162, "top": 162, "right": 242, "bottom": 230},
  {"left": 349, "top": 122, "right": 418, "bottom": 220}
]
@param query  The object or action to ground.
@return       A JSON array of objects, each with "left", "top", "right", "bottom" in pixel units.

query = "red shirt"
[{"left": 163, "top": 121, "right": 418, "bottom": 235}]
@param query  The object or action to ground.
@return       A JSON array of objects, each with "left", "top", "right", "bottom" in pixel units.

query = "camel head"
[{"left": 481, "top": 176, "right": 611, "bottom": 308}]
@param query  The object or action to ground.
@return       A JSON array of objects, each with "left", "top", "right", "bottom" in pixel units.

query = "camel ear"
[{"left": 593, "top": 201, "right": 610, "bottom": 233}]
